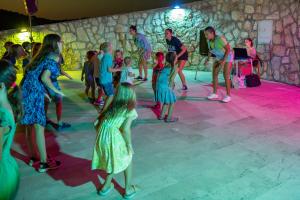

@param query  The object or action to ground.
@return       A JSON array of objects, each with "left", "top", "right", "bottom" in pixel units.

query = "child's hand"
[
  {"left": 44, "top": 93, "right": 52, "bottom": 103},
  {"left": 56, "top": 90, "right": 65, "bottom": 97}
]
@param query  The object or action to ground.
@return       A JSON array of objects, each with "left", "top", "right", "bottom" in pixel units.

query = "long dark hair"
[
  {"left": 0, "top": 60, "right": 23, "bottom": 122},
  {"left": 245, "top": 38, "right": 254, "bottom": 47},
  {"left": 26, "top": 34, "right": 61, "bottom": 71}
]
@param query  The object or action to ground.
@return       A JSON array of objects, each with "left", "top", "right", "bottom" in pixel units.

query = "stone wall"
[{"left": 0, "top": 0, "right": 299, "bottom": 85}]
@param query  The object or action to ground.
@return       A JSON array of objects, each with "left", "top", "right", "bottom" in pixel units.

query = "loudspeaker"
[
  {"left": 24, "top": 0, "right": 38, "bottom": 15},
  {"left": 199, "top": 30, "right": 209, "bottom": 56}
]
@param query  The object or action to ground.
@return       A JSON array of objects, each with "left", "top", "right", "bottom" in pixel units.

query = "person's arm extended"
[
  {"left": 108, "top": 66, "right": 121, "bottom": 73},
  {"left": 177, "top": 44, "right": 187, "bottom": 58},
  {"left": 61, "top": 68, "right": 73, "bottom": 80},
  {"left": 81, "top": 65, "right": 85, "bottom": 81},
  {"left": 41, "top": 70, "right": 65, "bottom": 97}
]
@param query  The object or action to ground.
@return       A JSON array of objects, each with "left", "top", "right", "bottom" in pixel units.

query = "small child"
[
  {"left": 81, "top": 50, "right": 97, "bottom": 102},
  {"left": 156, "top": 52, "right": 178, "bottom": 123},
  {"left": 152, "top": 52, "right": 165, "bottom": 109},
  {"left": 120, "top": 57, "right": 135, "bottom": 85},
  {"left": 113, "top": 50, "right": 124, "bottom": 87},
  {"left": 98, "top": 42, "right": 121, "bottom": 114},
  {"left": 93, "top": 47, "right": 105, "bottom": 106},
  {"left": 92, "top": 83, "right": 138, "bottom": 199}
]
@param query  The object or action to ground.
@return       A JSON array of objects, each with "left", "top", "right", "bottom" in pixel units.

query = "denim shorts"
[{"left": 100, "top": 83, "right": 114, "bottom": 96}]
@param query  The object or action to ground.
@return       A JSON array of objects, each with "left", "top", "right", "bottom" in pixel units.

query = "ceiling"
[{"left": 0, "top": 0, "right": 200, "bottom": 20}]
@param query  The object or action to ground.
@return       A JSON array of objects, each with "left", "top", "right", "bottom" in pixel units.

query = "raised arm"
[{"left": 61, "top": 68, "right": 73, "bottom": 80}]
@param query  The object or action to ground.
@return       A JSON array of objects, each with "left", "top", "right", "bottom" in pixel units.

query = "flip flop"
[
  {"left": 165, "top": 117, "right": 179, "bottom": 123},
  {"left": 123, "top": 185, "right": 138, "bottom": 199},
  {"left": 98, "top": 183, "right": 114, "bottom": 196}
]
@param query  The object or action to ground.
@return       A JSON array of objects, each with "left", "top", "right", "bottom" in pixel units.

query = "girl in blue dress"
[
  {"left": 21, "top": 34, "right": 64, "bottom": 172},
  {"left": 155, "top": 52, "right": 178, "bottom": 123},
  {"left": 0, "top": 60, "right": 21, "bottom": 200}
]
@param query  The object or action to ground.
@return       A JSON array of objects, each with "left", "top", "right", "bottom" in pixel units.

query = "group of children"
[
  {"left": 0, "top": 32, "right": 180, "bottom": 200},
  {"left": 82, "top": 44, "right": 179, "bottom": 122},
  {"left": 81, "top": 44, "right": 135, "bottom": 109}
]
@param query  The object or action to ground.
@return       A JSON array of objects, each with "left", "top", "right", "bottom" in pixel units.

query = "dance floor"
[{"left": 13, "top": 70, "right": 300, "bottom": 200}]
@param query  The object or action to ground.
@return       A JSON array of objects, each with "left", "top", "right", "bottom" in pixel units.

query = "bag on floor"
[
  {"left": 245, "top": 74, "right": 261, "bottom": 87},
  {"left": 232, "top": 75, "right": 246, "bottom": 89}
]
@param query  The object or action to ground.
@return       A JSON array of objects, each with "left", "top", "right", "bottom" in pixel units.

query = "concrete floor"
[{"left": 13, "top": 70, "right": 300, "bottom": 200}]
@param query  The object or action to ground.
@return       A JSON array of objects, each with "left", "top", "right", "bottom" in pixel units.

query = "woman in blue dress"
[
  {"left": 21, "top": 34, "right": 64, "bottom": 172},
  {"left": 0, "top": 60, "right": 22, "bottom": 200},
  {"left": 155, "top": 52, "right": 178, "bottom": 123},
  {"left": 204, "top": 26, "right": 233, "bottom": 103}
]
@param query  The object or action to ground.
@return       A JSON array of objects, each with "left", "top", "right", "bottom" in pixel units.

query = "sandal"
[
  {"left": 123, "top": 185, "right": 138, "bottom": 199},
  {"left": 165, "top": 117, "right": 179, "bottom": 123},
  {"left": 98, "top": 183, "right": 114, "bottom": 196}
]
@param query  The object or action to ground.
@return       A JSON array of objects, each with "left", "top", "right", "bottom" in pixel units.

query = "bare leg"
[
  {"left": 85, "top": 86, "right": 90, "bottom": 97},
  {"left": 159, "top": 104, "right": 168, "bottom": 119},
  {"left": 212, "top": 61, "right": 221, "bottom": 94},
  {"left": 142, "top": 59, "right": 148, "bottom": 79},
  {"left": 124, "top": 163, "right": 133, "bottom": 194},
  {"left": 101, "top": 95, "right": 114, "bottom": 114},
  {"left": 177, "top": 60, "right": 187, "bottom": 87},
  {"left": 56, "top": 100, "right": 63, "bottom": 125},
  {"left": 166, "top": 104, "right": 175, "bottom": 120},
  {"left": 101, "top": 173, "right": 114, "bottom": 191},
  {"left": 91, "top": 83, "right": 96, "bottom": 100},
  {"left": 138, "top": 57, "right": 143, "bottom": 78},
  {"left": 25, "top": 126, "right": 35, "bottom": 158},
  {"left": 33, "top": 124, "right": 47, "bottom": 163},
  {"left": 223, "top": 62, "right": 232, "bottom": 96}
]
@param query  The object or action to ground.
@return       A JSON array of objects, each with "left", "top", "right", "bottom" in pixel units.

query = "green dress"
[
  {"left": 92, "top": 109, "right": 138, "bottom": 174},
  {"left": 0, "top": 107, "right": 19, "bottom": 200}
]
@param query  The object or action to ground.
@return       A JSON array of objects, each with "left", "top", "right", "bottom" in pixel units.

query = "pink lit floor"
[{"left": 13, "top": 70, "right": 300, "bottom": 200}]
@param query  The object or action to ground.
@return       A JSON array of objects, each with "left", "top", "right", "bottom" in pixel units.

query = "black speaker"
[
  {"left": 199, "top": 30, "right": 209, "bottom": 56},
  {"left": 24, "top": 0, "right": 38, "bottom": 15}
]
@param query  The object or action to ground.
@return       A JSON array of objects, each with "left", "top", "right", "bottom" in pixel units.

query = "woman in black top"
[{"left": 165, "top": 29, "right": 188, "bottom": 90}]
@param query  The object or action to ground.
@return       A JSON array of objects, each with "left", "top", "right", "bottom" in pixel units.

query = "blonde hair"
[{"left": 99, "top": 83, "right": 136, "bottom": 120}]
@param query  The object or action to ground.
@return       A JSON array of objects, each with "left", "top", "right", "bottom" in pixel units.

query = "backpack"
[{"left": 245, "top": 74, "right": 261, "bottom": 87}]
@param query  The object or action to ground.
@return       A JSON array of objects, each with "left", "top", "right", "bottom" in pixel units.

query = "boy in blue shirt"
[{"left": 99, "top": 42, "right": 121, "bottom": 113}]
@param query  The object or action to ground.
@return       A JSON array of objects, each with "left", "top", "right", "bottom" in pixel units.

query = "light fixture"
[
  {"left": 21, "top": 28, "right": 28, "bottom": 32},
  {"left": 169, "top": 7, "right": 186, "bottom": 21}
]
